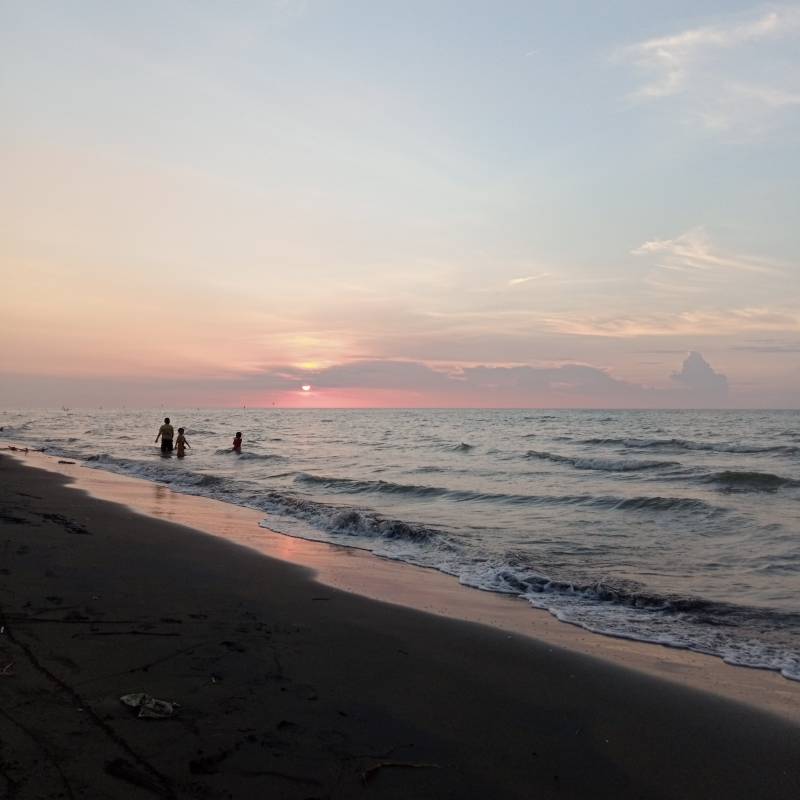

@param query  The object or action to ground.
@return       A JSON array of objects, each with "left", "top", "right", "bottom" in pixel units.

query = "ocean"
[{"left": 3, "top": 408, "right": 799, "bottom": 680}]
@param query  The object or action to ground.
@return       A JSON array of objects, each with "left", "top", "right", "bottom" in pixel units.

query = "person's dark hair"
[
  {"left": 164, "top": 417, "right": 170, "bottom": 423},
  {"left": 236, "top": 432, "right": 242, "bottom": 437},
  {"left": 178, "top": 427, "right": 184, "bottom": 433}
]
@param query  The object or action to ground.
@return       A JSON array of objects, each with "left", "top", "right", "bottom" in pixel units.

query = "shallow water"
[{"left": 4, "top": 408, "right": 800, "bottom": 679}]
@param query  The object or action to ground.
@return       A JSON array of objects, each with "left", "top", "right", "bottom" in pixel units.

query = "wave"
[
  {"left": 78, "top": 454, "right": 442, "bottom": 548},
  {"left": 184, "top": 428, "right": 218, "bottom": 435},
  {"left": 238, "top": 451, "right": 286, "bottom": 461},
  {"left": 452, "top": 442, "right": 474, "bottom": 452},
  {"left": 609, "top": 495, "right": 713, "bottom": 512},
  {"left": 525, "top": 449, "right": 679, "bottom": 472},
  {"left": 195, "top": 474, "right": 226, "bottom": 487},
  {"left": 704, "top": 470, "right": 800, "bottom": 493},
  {"left": 458, "top": 564, "right": 800, "bottom": 679},
  {"left": 0, "top": 425, "right": 30, "bottom": 436},
  {"left": 295, "top": 473, "right": 453, "bottom": 499},
  {"left": 259, "top": 493, "right": 445, "bottom": 546},
  {"left": 293, "top": 473, "right": 723, "bottom": 515},
  {"left": 581, "top": 437, "right": 799, "bottom": 455},
  {"left": 477, "top": 568, "right": 757, "bottom": 616},
  {"left": 85, "top": 454, "right": 229, "bottom": 489}
]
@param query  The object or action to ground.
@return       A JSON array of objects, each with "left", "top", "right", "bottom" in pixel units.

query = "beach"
[
  {"left": 4, "top": 3, "right": 798, "bottom": 796},
  {"left": 6, "top": 408, "right": 800, "bottom": 682},
  {"left": 1, "top": 452, "right": 799, "bottom": 799}
]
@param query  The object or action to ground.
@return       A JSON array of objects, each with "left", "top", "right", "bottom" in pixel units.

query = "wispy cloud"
[
  {"left": 731, "top": 339, "right": 800, "bottom": 353},
  {"left": 624, "top": 8, "right": 799, "bottom": 98},
  {"left": 543, "top": 308, "right": 800, "bottom": 338},
  {"left": 632, "top": 227, "right": 787, "bottom": 275},
  {"left": 507, "top": 273, "right": 550, "bottom": 287},
  {"left": 619, "top": 6, "right": 800, "bottom": 133}
]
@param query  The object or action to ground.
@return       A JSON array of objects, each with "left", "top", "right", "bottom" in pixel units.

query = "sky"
[{"left": 1, "top": 0, "right": 799, "bottom": 408}]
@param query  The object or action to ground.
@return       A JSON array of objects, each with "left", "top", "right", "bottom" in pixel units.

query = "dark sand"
[{"left": 1, "top": 455, "right": 799, "bottom": 799}]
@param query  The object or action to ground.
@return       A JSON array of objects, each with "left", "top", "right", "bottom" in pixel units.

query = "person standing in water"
[
  {"left": 175, "top": 427, "right": 190, "bottom": 458},
  {"left": 232, "top": 431, "right": 242, "bottom": 453},
  {"left": 155, "top": 417, "right": 174, "bottom": 454}
]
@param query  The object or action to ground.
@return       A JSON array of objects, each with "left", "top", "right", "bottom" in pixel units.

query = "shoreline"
[{"left": 6, "top": 447, "right": 800, "bottom": 722}]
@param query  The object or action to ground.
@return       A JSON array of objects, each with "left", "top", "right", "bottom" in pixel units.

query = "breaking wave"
[
  {"left": 259, "top": 493, "right": 444, "bottom": 545},
  {"left": 457, "top": 563, "right": 800, "bottom": 679},
  {"left": 525, "top": 449, "right": 679, "bottom": 472}
]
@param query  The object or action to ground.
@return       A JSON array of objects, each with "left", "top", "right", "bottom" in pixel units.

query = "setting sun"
[{"left": 301, "top": 385, "right": 311, "bottom": 392}]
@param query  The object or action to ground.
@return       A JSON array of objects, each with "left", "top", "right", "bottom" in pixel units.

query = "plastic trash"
[{"left": 120, "top": 693, "right": 180, "bottom": 719}]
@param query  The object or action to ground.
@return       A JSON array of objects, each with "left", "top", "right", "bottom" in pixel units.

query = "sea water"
[{"left": 3, "top": 408, "right": 799, "bottom": 679}]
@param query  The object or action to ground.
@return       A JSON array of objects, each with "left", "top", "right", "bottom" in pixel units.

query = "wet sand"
[{"left": 1, "top": 452, "right": 799, "bottom": 798}]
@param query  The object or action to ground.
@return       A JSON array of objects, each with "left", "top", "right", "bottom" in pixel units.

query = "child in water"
[
  {"left": 175, "top": 428, "right": 190, "bottom": 458},
  {"left": 232, "top": 432, "right": 242, "bottom": 453}
]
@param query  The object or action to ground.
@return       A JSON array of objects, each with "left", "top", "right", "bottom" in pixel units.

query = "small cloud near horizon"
[{"left": 671, "top": 351, "right": 729, "bottom": 398}]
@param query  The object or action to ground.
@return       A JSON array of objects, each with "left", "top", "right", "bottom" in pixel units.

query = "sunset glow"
[{"left": 1, "top": 2, "right": 798, "bottom": 408}]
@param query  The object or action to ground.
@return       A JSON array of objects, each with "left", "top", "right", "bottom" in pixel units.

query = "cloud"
[
  {"left": 542, "top": 308, "right": 800, "bottom": 338},
  {"left": 671, "top": 351, "right": 729, "bottom": 398},
  {"left": 507, "top": 273, "right": 550, "bottom": 287},
  {"left": 619, "top": 6, "right": 800, "bottom": 133},
  {"left": 243, "top": 356, "right": 729, "bottom": 405},
  {"left": 624, "top": 8, "right": 799, "bottom": 98},
  {"left": 727, "top": 82, "right": 800, "bottom": 109},
  {"left": 731, "top": 340, "right": 800, "bottom": 353},
  {"left": 632, "top": 227, "right": 787, "bottom": 275},
  {"left": 0, "top": 353, "right": 756, "bottom": 408}
]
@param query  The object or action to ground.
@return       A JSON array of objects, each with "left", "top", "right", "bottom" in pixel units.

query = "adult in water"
[{"left": 155, "top": 417, "right": 174, "bottom": 454}]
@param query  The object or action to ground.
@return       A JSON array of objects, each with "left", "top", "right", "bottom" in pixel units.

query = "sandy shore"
[{"left": 1, "top": 453, "right": 799, "bottom": 798}]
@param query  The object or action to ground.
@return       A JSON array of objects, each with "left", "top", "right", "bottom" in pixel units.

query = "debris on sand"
[{"left": 120, "top": 693, "right": 180, "bottom": 719}]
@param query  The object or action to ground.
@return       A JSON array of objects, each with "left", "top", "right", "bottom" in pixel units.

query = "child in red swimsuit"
[{"left": 232, "top": 432, "right": 242, "bottom": 453}]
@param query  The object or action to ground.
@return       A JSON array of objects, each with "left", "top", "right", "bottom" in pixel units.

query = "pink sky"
[{"left": 2, "top": 4, "right": 799, "bottom": 409}]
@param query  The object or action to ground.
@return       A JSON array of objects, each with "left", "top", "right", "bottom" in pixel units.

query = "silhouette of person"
[
  {"left": 175, "top": 428, "right": 190, "bottom": 458},
  {"left": 155, "top": 417, "right": 174, "bottom": 454}
]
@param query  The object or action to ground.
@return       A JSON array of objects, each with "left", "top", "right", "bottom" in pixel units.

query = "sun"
[{"left": 301, "top": 384, "right": 311, "bottom": 392}]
